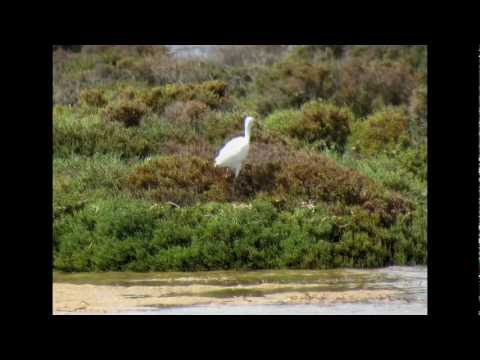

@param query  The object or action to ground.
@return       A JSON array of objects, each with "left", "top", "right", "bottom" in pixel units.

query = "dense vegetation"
[{"left": 53, "top": 45, "right": 427, "bottom": 272}]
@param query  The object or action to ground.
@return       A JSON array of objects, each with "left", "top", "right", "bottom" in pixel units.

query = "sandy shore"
[{"left": 53, "top": 282, "right": 398, "bottom": 315}]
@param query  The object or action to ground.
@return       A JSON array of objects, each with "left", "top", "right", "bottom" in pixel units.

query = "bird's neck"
[{"left": 245, "top": 126, "right": 251, "bottom": 142}]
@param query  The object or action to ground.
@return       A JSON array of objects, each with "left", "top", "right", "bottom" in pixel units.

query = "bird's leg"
[
  {"left": 231, "top": 174, "right": 236, "bottom": 200},
  {"left": 232, "top": 167, "right": 241, "bottom": 200}
]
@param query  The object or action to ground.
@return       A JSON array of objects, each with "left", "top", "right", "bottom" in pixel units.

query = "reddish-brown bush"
[
  {"left": 335, "top": 50, "right": 416, "bottom": 116},
  {"left": 125, "top": 155, "right": 233, "bottom": 204}
]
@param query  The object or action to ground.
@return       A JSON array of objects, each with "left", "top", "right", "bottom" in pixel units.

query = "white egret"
[{"left": 214, "top": 116, "right": 254, "bottom": 181}]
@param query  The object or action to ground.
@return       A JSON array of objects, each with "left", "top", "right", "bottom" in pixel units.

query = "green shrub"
[
  {"left": 334, "top": 231, "right": 385, "bottom": 268},
  {"left": 320, "top": 147, "right": 427, "bottom": 206},
  {"left": 409, "top": 83, "right": 427, "bottom": 139},
  {"left": 201, "top": 110, "right": 246, "bottom": 145},
  {"left": 54, "top": 198, "right": 425, "bottom": 272},
  {"left": 349, "top": 106, "right": 410, "bottom": 156},
  {"left": 102, "top": 99, "right": 147, "bottom": 127},
  {"left": 265, "top": 101, "right": 352, "bottom": 151},
  {"left": 115, "top": 85, "right": 143, "bottom": 101},
  {"left": 141, "top": 86, "right": 164, "bottom": 110},
  {"left": 78, "top": 88, "right": 107, "bottom": 107},
  {"left": 409, "top": 84, "right": 427, "bottom": 123},
  {"left": 53, "top": 154, "right": 132, "bottom": 219},
  {"left": 398, "top": 144, "right": 427, "bottom": 182},
  {"left": 115, "top": 57, "right": 155, "bottom": 84},
  {"left": 140, "top": 80, "right": 228, "bottom": 113},
  {"left": 198, "top": 80, "right": 227, "bottom": 97},
  {"left": 385, "top": 204, "right": 427, "bottom": 265},
  {"left": 300, "top": 100, "right": 352, "bottom": 150},
  {"left": 264, "top": 109, "right": 302, "bottom": 134},
  {"left": 53, "top": 109, "right": 168, "bottom": 158},
  {"left": 54, "top": 197, "right": 161, "bottom": 271}
]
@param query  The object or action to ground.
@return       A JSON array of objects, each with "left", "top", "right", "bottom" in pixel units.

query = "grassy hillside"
[{"left": 53, "top": 45, "right": 427, "bottom": 272}]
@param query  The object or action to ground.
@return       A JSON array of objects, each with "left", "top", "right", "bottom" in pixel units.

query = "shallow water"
[
  {"left": 117, "top": 302, "right": 426, "bottom": 315},
  {"left": 54, "top": 266, "right": 426, "bottom": 315}
]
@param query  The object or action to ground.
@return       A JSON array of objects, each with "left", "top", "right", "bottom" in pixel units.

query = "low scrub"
[
  {"left": 254, "top": 53, "right": 334, "bottom": 114},
  {"left": 102, "top": 99, "right": 147, "bottom": 127},
  {"left": 164, "top": 100, "right": 209, "bottom": 131},
  {"left": 53, "top": 107, "right": 168, "bottom": 158},
  {"left": 54, "top": 198, "right": 425, "bottom": 272},
  {"left": 53, "top": 154, "right": 132, "bottom": 220},
  {"left": 408, "top": 82, "right": 427, "bottom": 140},
  {"left": 334, "top": 46, "right": 421, "bottom": 117},
  {"left": 141, "top": 80, "right": 228, "bottom": 113},
  {"left": 125, "top": 155, "right": 232, "bottom": 205},
  {"left": 53, "top": 45, "right": 427, "bottom": 272},
  {"left": 349, "top": 106, "right": 410, "bottom": 156},
  {"left": 322, "top": 148, "right": 427, "bottom": 206},
  {"left": 122, "top": 148, "right": 412, "bottom": 227},
  {"left": 265, "top": 101, "right": 352, "bottom": 151},
  {"left": 78, "top": 88, "right": 107, "bottom": 107}
]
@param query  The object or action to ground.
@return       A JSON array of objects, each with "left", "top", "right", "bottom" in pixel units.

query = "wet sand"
[
  {"left": 53, "top": 267, "right": 427, "bottom": 315},
  {"left": 53, "top": 283, "right": 397, "bottom": 314}
]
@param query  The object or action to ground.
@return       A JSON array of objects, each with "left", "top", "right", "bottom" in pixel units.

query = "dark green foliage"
[
  {"left": 54, "top": 198, "right": 424, "bottom": 272},
  {"left": 398, "top": 144, "right": 427, "bottom": 183},
  {"left": 54, "top": 197, "right": 159, "bottom": 271}
]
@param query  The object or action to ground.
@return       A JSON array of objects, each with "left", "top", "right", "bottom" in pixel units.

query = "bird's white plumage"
[{"left": 215, "top": 116, "right": 254, "bottom": 178}]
